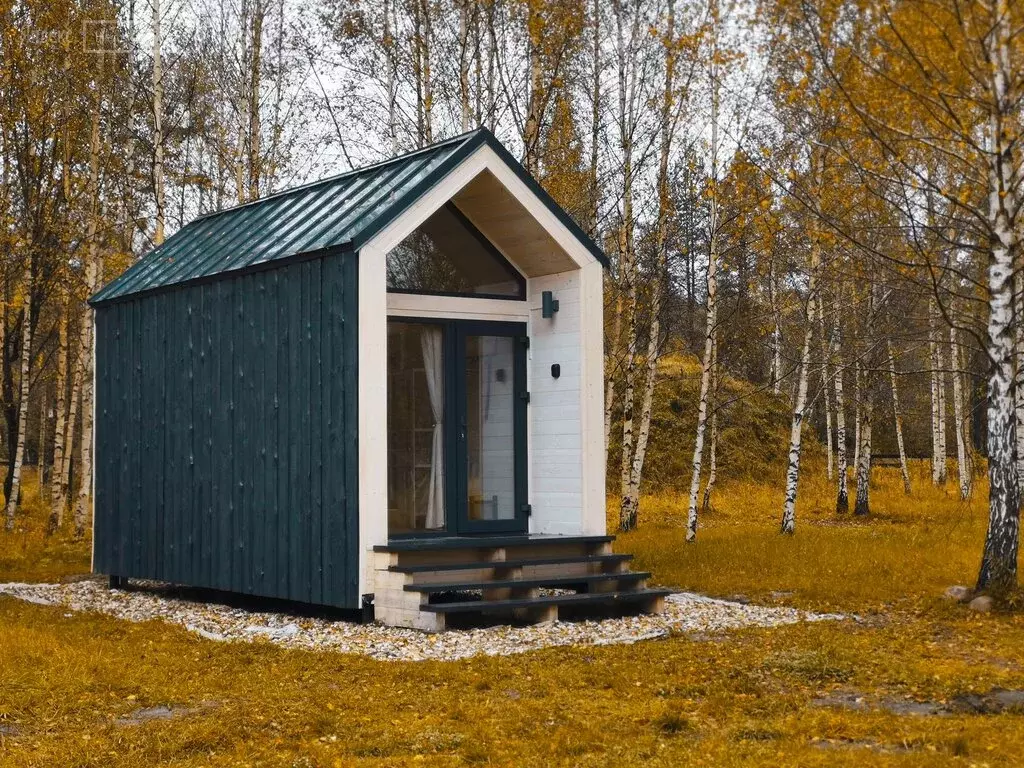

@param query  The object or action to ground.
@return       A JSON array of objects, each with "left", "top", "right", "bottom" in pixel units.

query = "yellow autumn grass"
[
  {"left": 0, "top": 469, "right": 91, "bottom": 584},
  {"left": 617, "top": 461, "right": 993, "bottom": 611},
  {"left": 2, "top": 463, "right": 1024, "bottom": 766}
]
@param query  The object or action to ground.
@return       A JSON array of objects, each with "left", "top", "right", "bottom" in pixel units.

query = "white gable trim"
[{"left": 361, "top": 144, "right": 599, "bottom": 273}]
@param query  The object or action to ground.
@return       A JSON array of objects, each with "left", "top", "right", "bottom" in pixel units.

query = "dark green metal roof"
[{"left": 91, "top": 128, "right": 607, "bottom": 306}]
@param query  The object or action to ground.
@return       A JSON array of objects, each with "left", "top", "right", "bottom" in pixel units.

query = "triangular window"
[{"left": 386, "top": 203, "right": 525, "bottom": 299}]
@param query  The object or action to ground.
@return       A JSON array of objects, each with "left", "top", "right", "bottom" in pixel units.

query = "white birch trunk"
[
  {"left": 246, "top": 1, "right": 264, "bottom": 200},
  {"left": 421, "top": 0, "right": 433, "bottom": 144},
  {"left": 485, "top": 1, "right": 497, "bottom": 130},
  {"left": 48, "top": 298, "right": 69, "bottom": 531},
  {"left": 384, "top": 0, "right": 398, "bottom": 155},
  {"left": 152, "top": 0, "right": 166, "bottom": 242},
  {"left": 936, "top": 330, "right": 948, "bottom": 484},
  {"left": 701, "top": 338, "right": 719, "bottom": 513},
  {"left": 854, "top": 288, "right": 877, "bottom": 515},
  {"left": 615, "top": 0, "right": 639, "bottom": 532},
  {"left": 604, "top": 299, "right": 623, "bottom": 450},
  {"left": 1014, "top": 266, "right": 1024, "bottom": 488},
  {"left": 780, "top": 284, "right": 816, "bottom": 534},
  {"left": 686, "top": 0, "right": 719, "bottom": 542},
  {"left": 74, "top": 283, "right": 98, "bottom": 538},
  {"left": 588, "top": 0, "right": 601, "bottom": 235},
  {"left": 834, "top": 325, "right": 849, "bottom": 513},
  {"left": 929, "top": 300, "right": 943, "bottom": 485},
  {"left": 38, "top": 383, "right": 47, "bottom": 486},
  {"left": 72, "top": 57, "right": 105, "bottom": 539},
  {"left": 817, "top": 293, "right": 833, "bottom": 479},
  {"left": 772, "top": 318, "right": 782, "bottom": 396},
  {"left": 781, "top": 145, "right": 825, "bottom": 535},
  {"left": 458, "top": 0, "right": 472, "bottom": 132},
  {"left": 686, "top": 243, "right": 718, "bottom": 542},
  {"left": 623, "top": 0, "right": 675, "bottom": 528},
  {"left": 628, "top": 328, "right": 660, "bottom": 519},
  {"left": 769, "top": 260, "right": 782, "bottom": 395},
  {"left": 4, "top": 266, "right": 34, "bottom": 530},
  {"left": 887, "top": 340, "right": 911, "bottom": 495},
  {"left": 951, "top": 327, "right": 971, "bottom": 500},
  {"left": 617, "top": 242, "right": 638, "bottom": 531},
  {"left": 523, "top": 2, "right": 543, "bottom": 175},
  {"left": 853, "top": 360, "right": 861, "bottom": 472},
  {"left": 977, "top": 0, "right": 1021, "bottom": 595},
  {"left": 854, "top": 383, "right": 873, "bottom": 516},
  {"left": 58, "top": 339, "right": 83, "bottom": 519},
  {"left": 236, "top": 0, "right": 250, "bottom": 200}
]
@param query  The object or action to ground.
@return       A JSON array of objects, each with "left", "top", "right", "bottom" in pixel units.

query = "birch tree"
[
  {"left": 701, "top": 336, "right": 719, "bottom": 512},
  {"left": 47, "top": 297, "right": 71, "bottom": 531},
  {"left": 929, "top": 301, "right": 947, "bottom": 485},
  {"left": 622, "top": 0, "right": 688, "bottom": 529},
  {"left": 685, "top": 0, "right": 721, "bottom": 542},
  {"left": 4, "top": 264, "right": 34, "bottom": 530},
  {"left": 152, "top": 0, "right": 167, "bottom": 243},
  {"left": 779, "top": 150, "right": 823, "bottom": 535},
  {"left": 614, "top": 0, "right": 640, "bottom": 531},
  {"left": 817, "top": 293, "right": 833, "bottom": 479},
  {"left": 833, "top": 316, "right": 848, "bottom": 512},
  {"left": 887, "top": 340, "right": 911, "bottom": 495},
  {"left": 798, "top": 0, "right": 1023, "bottom": 594},
  {"left": 950, "top": 327, "right": 971, "bottom": 500},
  {"left": 854, "top": 289, "right": 877, "bottom": 517},
  {"left": 72, "top": 47, "right": 109, "bottom": 538}
]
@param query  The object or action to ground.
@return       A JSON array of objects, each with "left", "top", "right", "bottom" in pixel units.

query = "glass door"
[
  {"left": 455, "top": 322, "right": 528, "bottom": 534},
  {"left": 386, "top": 321, "right": 449, "bottom": 535},
  {"left": 386, "top": 319, "right": 527, "bottom": 537}
]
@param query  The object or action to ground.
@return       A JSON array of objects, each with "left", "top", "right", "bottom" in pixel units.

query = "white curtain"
[{"left": 421, "top": 327, "right": 445, "bottom": 529}]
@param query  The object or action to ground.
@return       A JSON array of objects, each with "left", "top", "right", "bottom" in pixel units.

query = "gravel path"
[{"left": 0, "top": 580, "right": 844, "bottom": 662}]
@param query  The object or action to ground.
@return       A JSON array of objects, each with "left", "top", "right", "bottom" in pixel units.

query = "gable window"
[{"left": 386, "top": 203, "right": 526, "bottom": 299}]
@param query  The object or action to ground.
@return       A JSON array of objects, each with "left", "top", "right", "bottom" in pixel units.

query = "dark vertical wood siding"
[{"left": 93, "top": 252, "right": 360, "bottom": 609}]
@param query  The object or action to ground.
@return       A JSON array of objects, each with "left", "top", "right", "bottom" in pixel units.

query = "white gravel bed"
[{"left": 0, "top": 580, "right": 844, "bottom": 662}]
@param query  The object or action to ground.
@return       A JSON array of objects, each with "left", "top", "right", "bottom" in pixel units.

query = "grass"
[
  {"left": 0, "top": 470, "right": 91, "bottom": 583},
  {"left": 2, "top": 462, "right": 1024, "bottom": 766},
  {"left": 620, "top": 462, "right": 991, "bottom": 611}
]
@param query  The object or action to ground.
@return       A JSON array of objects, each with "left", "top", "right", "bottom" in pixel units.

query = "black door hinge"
[
  {"left": 520, "top": 336, "right": 530, "bottom": 349},
  {"left": 520, "top": 504, "right": 532, "bottom": 517},
  {"left": 519, "top": 391, "right": 531, "bottom": 404}
]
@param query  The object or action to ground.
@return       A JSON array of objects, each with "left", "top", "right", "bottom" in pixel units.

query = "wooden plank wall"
[
  {"left": 93, "top": 252, "right": 360, "bottom": 609},
  {"left": 528, "top": 269, "right": 584, "bottom": 535}
]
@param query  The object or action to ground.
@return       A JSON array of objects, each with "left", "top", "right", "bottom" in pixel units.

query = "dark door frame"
[
  {"left": 451, "top": 319, "right": 529, "bottom": 535},
  {"left": 386, "top": 316, "right": 529, "bottom": 537}
]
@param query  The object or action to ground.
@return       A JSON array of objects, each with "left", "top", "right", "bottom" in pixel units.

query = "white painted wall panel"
[{"left": 528, "top": 269, "right": 589, "bottom": 535}]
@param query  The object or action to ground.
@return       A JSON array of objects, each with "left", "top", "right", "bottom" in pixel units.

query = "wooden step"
[
  {"left": 374, "top": 535, "right": 614, "bottom": 553},
  {"left": 388, "top": 553, "right": 632, "bottom": 574},
  {"left": 420, "top": 588, "right": 671, "bottom": 614},
  {"left": 404, "top": 571, "right": 652, "bottom": 594}
]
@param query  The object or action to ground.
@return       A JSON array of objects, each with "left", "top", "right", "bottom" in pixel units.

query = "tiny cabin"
[{"left": 90, "top": 129, "right": 667, "bottom": 630}]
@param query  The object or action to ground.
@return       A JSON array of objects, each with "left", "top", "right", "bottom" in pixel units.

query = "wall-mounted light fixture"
[{"left": 542, "top": 290, "right": 560, "bottom": 318}]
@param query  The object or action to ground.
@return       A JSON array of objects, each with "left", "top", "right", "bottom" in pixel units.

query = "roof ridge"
[{"left": 193, "top": 128, "right": 488, "bottom": 224}]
